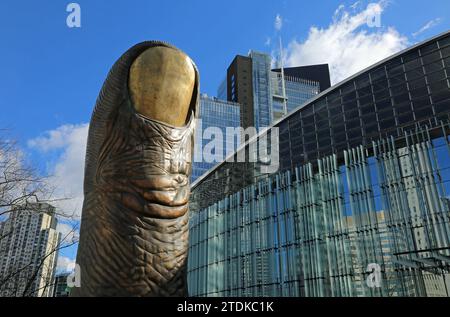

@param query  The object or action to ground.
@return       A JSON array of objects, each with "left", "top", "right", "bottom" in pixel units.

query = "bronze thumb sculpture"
[{"left": 71, "top": 41, "right": 199, "bottom": 296}]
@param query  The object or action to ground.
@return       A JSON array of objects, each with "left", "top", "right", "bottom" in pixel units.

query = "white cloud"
[
  {"left": 56, "top": 256, "right": 76, "bottom": 273},
  {"left": 284, "top": 1, "right": 409, "bottom": 85},
  {"left": 412, "top": 18, "right": 442, "bottom": 37},
  {"left": 275, "top": 14, "right": 283, "bottom": 31},
  {"left": 28, "top": 123, "right": 89, "bottom": 219},
  {"left": 265, "top": 37, "right": 271, "bottom": 46}
]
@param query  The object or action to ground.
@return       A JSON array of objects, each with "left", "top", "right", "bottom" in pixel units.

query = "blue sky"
[
  {"left": 0, "top": 0, "right": 449, "bottom": 270},
  {"left": 0, "top": 0, "right": 449, "bottom": 142}
]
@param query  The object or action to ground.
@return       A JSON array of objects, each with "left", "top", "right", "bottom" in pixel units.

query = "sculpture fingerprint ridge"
[{"left": 72, "top": 41, "right": 198, "bottom": 297}]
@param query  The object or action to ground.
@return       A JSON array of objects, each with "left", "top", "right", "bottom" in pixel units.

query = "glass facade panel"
[
  {"left": 192, "top": 96, "right": 241, "bottom": 182},
  {"left": 189, "top": 124, "right": 450, "bottom": 297}
]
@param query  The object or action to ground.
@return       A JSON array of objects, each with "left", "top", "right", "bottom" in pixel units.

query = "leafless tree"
[{"left": 0, "top": 130, "right": 79, "bottom": 297}]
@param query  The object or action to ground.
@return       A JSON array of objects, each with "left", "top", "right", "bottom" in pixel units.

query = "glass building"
[
  {"left": 191, "top": 95, "right": 241, "bottom": 182},
  {"left": 188, "top": 31, "right": 450, "bottom": 297},
  {"left": 250, "top": 51, "right": 320, "bottom": 128},
  {"left": 52, "top": 272, "right": 71, "bottom": 297},
  {"left": 250, "top": 51, "right": 274, "bottom": 128},
  {"left": 217, "top": 77, "right": 228, "bottom": 101}
]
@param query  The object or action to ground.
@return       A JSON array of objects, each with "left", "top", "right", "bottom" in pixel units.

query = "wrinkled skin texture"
[{"left": 71, "top": 42, "right": 199, "bottom": 297}]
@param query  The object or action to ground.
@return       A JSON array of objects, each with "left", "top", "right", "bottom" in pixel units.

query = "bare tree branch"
[{"left": 0, "top": 130, "right": 80, "bottom": 297}]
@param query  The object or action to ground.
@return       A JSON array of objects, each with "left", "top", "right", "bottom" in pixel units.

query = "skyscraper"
[
  {"left": 0, "top": 203, "right": 60, "bottom": 297},
  {"left": 271, "top": 71, "right": 320, "bottom": 121},
  {"left": 217, "top": 77, "right": 228, "bottom": 101},
  {"left": 227, "top": 55, "right": 255, "bottom": 132},
  {"left": 52, "top": 272, "right": 71, "bottom": 297},
  {"left": 272, "top": 64, "right": 331, "bottom": 92},
  {"left": 191, "top": 95, "right": 241, "bottom": 182},
  {"left": 249, "top": 51, "right": 274, "bottom": 128},
  {"left": 188, "top": 31, "right": 450, "bottom": 297},
  {"left": 225, "top": 50, "right": 329, "bottom": 132}
]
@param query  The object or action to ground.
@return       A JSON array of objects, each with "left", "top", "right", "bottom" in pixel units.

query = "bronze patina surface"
[
  {"left": 129, "top": 46, "right": 196, "bottom": 127},
  {"left": 71, "top": 42, "right": 199, "bottom": 297}
]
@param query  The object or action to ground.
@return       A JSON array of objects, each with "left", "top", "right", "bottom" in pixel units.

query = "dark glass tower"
[
  {"left": 227, "top": 55, "right": 255, "bottom": 131},
  {"left": 226, "top": 52, "right": 330, "bottom": 132}
]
